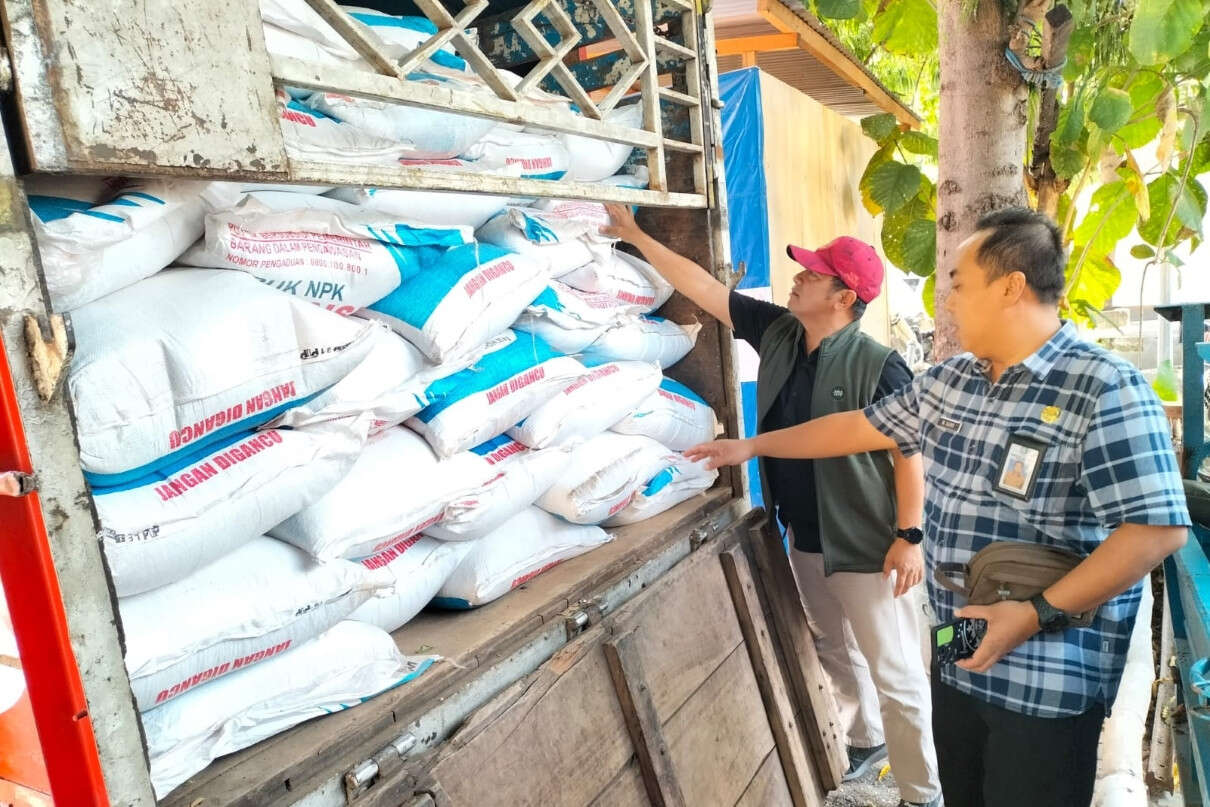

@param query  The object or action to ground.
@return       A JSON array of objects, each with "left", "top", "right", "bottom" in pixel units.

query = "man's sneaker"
[
  {"left": 842, "top": 743, "right": 888, "bottom": 781},
  {"left": 898, "top": 796, "right": 943, "bottom": 807}
]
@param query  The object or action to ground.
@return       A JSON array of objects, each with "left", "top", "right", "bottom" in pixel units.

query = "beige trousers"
[{"left": 788, "top": 547, "right": 941, "bottom": 803}]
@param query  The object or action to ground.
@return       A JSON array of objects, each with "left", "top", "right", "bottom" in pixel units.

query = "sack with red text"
[
  {"left": 145, "top": 620, "right": 435, "bottom": 798},
  {"left": 602, "top": 453, "right": 717, "bottom": 526},
  {"left": 432, "top": 507, "right": 611, "bottom": 608},
  {"left": 581, "top": 316, "right": 700, "bottom": 369},
  {"left": 508, "top": 361, "right": 661, "bottom": 450},
  {"left": 476, "top": 207, "right": 612, "bottom": 277},
  {"left": 327, "top": 159, "right": 515, "bottom": 228},
  {"left": 95, "top": 420, "right": 364, "bottom": 597},
  {"left": 536, "top": 432, "right": 670, "bottom": 524},
  {"left": 407, "top": 330, "right": 585, "bottom": 457},
  {"left": 610, "top": 376, "right": 717, "bottom": 450},
  {"left": 460, "top": 127, "right": 570, "bottom": 180},
  {"left": 120, "top": 536, "right": 388, "bottom": 711},
  {"left": 178, "top": 192, "right": 470, "bottom": 312},
  {"left": 513, "top": 281, "right": 646, "bottom": 354},
  {"left": 28, "top": 178, "right": 235, "bottom": 312},
  {"left": 559, "top": 250, "right": 672, "bottom": 314},
  {"left": 347, "top": 537, "right": 476, "bottom": 632},
  {"left": 270, "top": 427, "right": 494, "bottom": 560},
  {"left": 69, "top": 269, "right": 378, "bottom": 486},
  {"left": 364, "top": 243, "right": 547, "bottom": 363},
  {"left": 425, "top": 435, "right": 574, "bottom": 541}
]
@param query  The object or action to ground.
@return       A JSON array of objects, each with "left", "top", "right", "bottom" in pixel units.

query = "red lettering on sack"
[
  {"left": 463, "top": 259, "right": 516, "bottom": 298},
  {"left": 485, "top": 440, "right": 526, "bottom": 466},
  {"left": 359, "top": 513, "right": 444, "bottom": 565},
  {"left": 561, "top": 364, "right": 619, "bottom": 396},
  {"left": 510, "top": 561, "right": 561, "bottom": 590},
  {"left": 152, "top": 637, "right": 292, "bottom": 703},
  {"left": 505, "top": 156, "right": 554, "bottom": 170},
  {"left": 156, "top": 431, "right": 284, "bottom": 501},
  {"left": 281, "top": 109, "right": 317, "bottom": 127},
  {"left": 608, "top": 492, "right": 636, "bottom": 516},
  {"left": 657, "top": 388, "right": 695, "bottom": 410},
  {"left": 615, "top": 290, "right": 656, "bottom": 306}
]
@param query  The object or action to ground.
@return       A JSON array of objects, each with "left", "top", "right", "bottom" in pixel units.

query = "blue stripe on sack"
[
  {"left": 528, "top": 170, "right": 567, "bottom": 181},
  {"left": 430, "top": 596, "right": 474, "bottom": 610},
  {"left": 347, "top": 13, "right": 468, "bottom": 71},
  {"left": 356, "top": 657, "right": 438, "bottom": 703},
  {"left": 80, "top": 210, "right": 125, "bottom": 223},
  {"left": 643, "top": 466, "right": 680, "bottom": 496},
  {"left": 526, "top": 286, "right": 564, "bottom": 313},
  {"left": 89, "top": 426, "right": 267, "bottom": 495},
  {"left": 370, "top": 243, "right": 512, "bottom": 330},
  {"left": 416, "top": 331, "right": 561, "bottom": 423},
  {"left": 26, "top": 195, "right": 93, "bottom": 223},
  {"left": 121, "top": 192, "right": 164, "bottom": 205},
  {"left": 287, "top": 98, "right": 337, "bottom": 122},
  {"left": 83, "top": 391, "right": 322, "bottom": 489},
  {"left": 470, "top": 433, "right": 519, "bottom": 456},
  {"left": 106, "top": 197, "right": 140, "bottom": 208},
  {"left": 520, "top": 213, "right": 559, "bottom": 244},
  {"left": 659, "top": 377, "right": 708, "bottom": 406}
]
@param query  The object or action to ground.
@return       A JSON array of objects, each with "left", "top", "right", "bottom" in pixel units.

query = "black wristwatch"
[
  {"left": 895, "top": 527, "right": 924, "bottom": 545},
  {"left": 1029, "top": 593, "right": 1070, "bottom": 632}
]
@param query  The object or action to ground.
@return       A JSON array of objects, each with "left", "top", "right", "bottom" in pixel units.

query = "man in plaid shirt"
[{"left": 688, "top": 208, "right": 1189, "bottom": 806}]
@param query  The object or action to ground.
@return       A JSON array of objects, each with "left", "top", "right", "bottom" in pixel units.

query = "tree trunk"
[{"left": 935, "top": 0, "right": 1030, "bottom": 360}]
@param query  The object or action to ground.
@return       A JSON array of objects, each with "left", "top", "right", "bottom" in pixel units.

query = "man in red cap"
[{"left": 603, "top": 205, "right": 941, "bottom": 807}]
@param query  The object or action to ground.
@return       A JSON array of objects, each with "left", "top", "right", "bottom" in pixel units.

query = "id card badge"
[{"left": 994, "top": 434, "right": 1046, "bottom": 500}]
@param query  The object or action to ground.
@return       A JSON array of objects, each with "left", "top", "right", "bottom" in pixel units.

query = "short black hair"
[
  {"left": 973, "top": 207, "right": 1067, "bottom": 303},
  {"left": 830, "top": 275, "right": 867, "bottom": 319}
]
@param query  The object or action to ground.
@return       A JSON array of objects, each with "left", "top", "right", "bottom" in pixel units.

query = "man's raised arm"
[{"left": 684, "top": 410, "right": 897, "bottom": 470}]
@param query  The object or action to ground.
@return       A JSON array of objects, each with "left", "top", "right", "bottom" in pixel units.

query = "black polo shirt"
[{"left": 729, "top": 292, "right": 913, "bottom": 553}]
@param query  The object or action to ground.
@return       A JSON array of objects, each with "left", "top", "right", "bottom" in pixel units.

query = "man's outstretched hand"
[
  {"left": 601, "top": 203, "right": 643, "bottom": 243},
  {"left": 684, "top": 438, "right": 755, "bottom": 471}
]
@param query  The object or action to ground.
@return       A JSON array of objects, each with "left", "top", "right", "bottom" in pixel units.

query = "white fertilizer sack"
[
  {"left": 121, "top": 537, "right": 387, "bottom": 711},
  {"left": 69, "top": 269, "right": 377, "bottom": 485}
]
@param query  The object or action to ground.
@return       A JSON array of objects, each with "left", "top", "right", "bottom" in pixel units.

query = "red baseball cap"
[{"left": 786, "top": 237, "right": 884, "bottom": 303}]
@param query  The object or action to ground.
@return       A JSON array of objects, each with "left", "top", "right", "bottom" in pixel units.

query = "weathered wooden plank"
[
  {"left": 301, "top": 0, "right": 400, "bottom": 75},
  {"left": 604, "top": 630, "right": 687, "bottom": 807},
  {"left": 746, "top": 524, "right": 847, "bottom": 789},
  {"left": 9, "top": 0, "right": 286, "bottom": 174},
  {"left": 288, "top": 159, "right": 705, "bottom": 208},
  {"left": 662, "top": 646, "right": 776, "bottom": 807},
  {"left": 590, "top": 760, "right": 651, "bottom": 807},
  {"left": 610, "top": 544, "right": 744, "bottom": 719},
  {"left": 162, "top": 493, "right": 734, "bottom": 807},
  {"left": 632, "top": 0, "right": 667, "bottom": 192},
  {"left": 736, "top": 750, "right": 796, "bottom": 807},
  {"left": 429, "top": 634, "right": 634, "bottom": 807},
  {"left": 721, "top": 548, "right": 824, "bottom": 807}
]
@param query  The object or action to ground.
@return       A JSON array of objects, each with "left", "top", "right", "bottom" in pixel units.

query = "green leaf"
[
  {"left": 1116, "top": 73, "right": 1166, "bottom": 149},
  {"left": 1130, "top": 244, "right": 1156, "bottom": 259},
  {"left": 1065, "top": 253, "right": 1121, "bottom": 328},
  {"left": 1051, "top": 144, "right": 1086, "bottom": 180},
  {"left": 1153, "top": 360, "right": 1181, "bottom": 402},
  {"left": 1140, "top": 173, "right": 1210, "bottom": 247},
  {"left": 1089, "top": 89, "right": 1133, "bottom": 134},
  {"left": 1073, "top": 182, "right": 1139, "bottom": 257},
  {"left": 900, "top": 219, "right": 936, "bottom": 276},
  {"left": 873, "top": 0, "right": 938, "bottom": 56},
  {"left": 867, "top": 161, "right": 924, "bottom": 215},
  {"left": 922, "top": 272, "right": 936, "bottom": 319},
  {"left": 1173, "top": 26, "right": 1210, "bottom": 79},
  {"left": 1054, "top": 91, "right": 1087, "bottom": 147},
  {"left": 858, "top": 142, "right": 896, "bottom": 215},
  {"left": 814, "top": 0, "right": 861, "bottom": 19},
  {"left": 899, "top": 130, "right": 939, "bottom": 158},
  {"left": 860, "top": 114, "right": 900, "bottom": 145},
  {"left": 1190, "top": 135, "right": 1210, "bottom": 177},
  {"left": 1128, "top": 0, "right": 1205, "bottom": 66},
  {"left": 881, "top": 197, "right": 930, "bottom": 271}
]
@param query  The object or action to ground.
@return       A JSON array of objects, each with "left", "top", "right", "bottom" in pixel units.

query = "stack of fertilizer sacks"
[{"left": 24, "top": 2, "right": 718, "bottom": 797}]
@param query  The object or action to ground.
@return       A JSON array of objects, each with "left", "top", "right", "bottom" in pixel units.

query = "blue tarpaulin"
[{"left": 719, "top": 67, "right": 771, "bottom": 509}]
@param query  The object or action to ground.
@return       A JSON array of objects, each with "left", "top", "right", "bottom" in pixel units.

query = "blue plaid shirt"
[{"left": 865, "top": 322, "right": 1189, "bottom": 717}]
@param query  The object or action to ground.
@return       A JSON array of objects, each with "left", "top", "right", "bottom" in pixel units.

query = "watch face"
[{"left": 898, "top": 527, "right": 924, "bottom": 544}]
